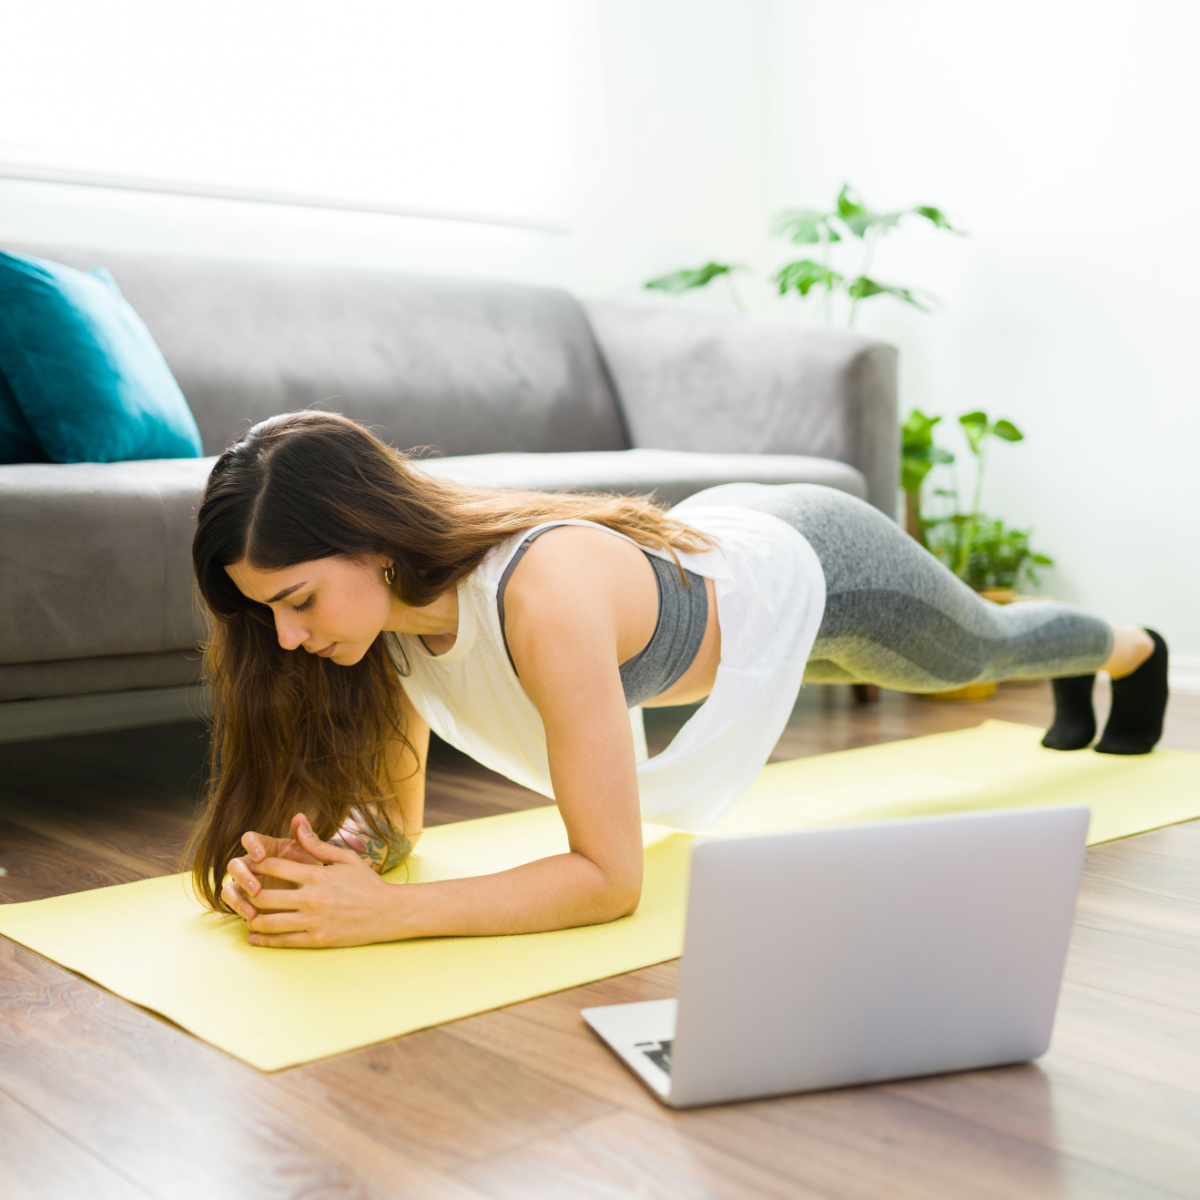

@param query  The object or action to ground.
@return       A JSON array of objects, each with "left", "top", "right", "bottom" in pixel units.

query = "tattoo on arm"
[{"left": 331, "top": 826, "right": 413, "bottom": 873}]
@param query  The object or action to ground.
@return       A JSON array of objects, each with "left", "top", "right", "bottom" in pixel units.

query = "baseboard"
[
  {"left": 0, "top": 684, "right": 212, "bottom": 744},
  {"left": 1170, "top": 657, "right": 1200, "bottom": 696}
]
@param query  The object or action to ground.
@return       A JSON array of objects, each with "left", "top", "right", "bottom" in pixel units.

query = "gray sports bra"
[{"left": 496, "top": 524, "right": 709, "bottom": 708}]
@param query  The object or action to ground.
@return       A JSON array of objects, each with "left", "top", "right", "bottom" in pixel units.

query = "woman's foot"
[
  {"left": 1041, "top": 674, "right": 1097, "bottom": 750},
  {"left": 1103, "top": 625, "right": 1156, "bottom": 679},
  {"left": 1095, "top": 629, "right": 1169, "bottom": 755}
]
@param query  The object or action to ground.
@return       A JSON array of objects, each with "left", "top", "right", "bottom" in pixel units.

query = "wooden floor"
[{"left": 1, "top": 681, "right": 1198, "bottom": 1199}]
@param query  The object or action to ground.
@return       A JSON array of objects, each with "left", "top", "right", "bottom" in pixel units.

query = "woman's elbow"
[
  {"left": 613, "top": 885, "right": 642, "bottom": 920},
  {"left": 598, "top": 872, "right": 642, "bottom": 922},
  {"left": 574, "top": 852, "right": 642, "bottom": 922}
]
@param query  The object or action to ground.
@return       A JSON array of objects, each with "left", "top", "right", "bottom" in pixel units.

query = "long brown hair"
[{"left": 184, "top": 409, "right": 716, "bottom": 910}]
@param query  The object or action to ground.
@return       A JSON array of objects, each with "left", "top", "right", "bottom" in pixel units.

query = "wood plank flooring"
[{"left": 1, "top": 681, "right": 1197, "bottom": 1200}]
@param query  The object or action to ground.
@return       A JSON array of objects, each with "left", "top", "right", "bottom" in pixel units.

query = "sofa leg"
[{"left": 852, "top": 683, "right": 881, "bottom": 705}]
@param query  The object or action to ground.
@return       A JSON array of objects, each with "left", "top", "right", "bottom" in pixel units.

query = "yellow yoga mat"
[{"left": 1, "top": 719, "right": 1197, "bottom": 1072}]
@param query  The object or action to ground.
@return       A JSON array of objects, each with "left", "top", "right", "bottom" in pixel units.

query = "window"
[{"left": 0, "top": 0, "right": 601, "bottom": 231}]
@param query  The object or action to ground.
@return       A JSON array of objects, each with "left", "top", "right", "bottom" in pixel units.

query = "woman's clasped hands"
[{"left": 223, "top": 812, "right": 396, "bottom": 948}]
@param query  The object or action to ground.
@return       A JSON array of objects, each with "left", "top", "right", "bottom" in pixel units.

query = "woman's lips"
[{"left": 316, "top": 643, "right": 338, "bottom": 657}]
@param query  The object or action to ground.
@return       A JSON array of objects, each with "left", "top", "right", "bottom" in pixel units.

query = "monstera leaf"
[
  {"left": 644, "top": 262, "right": 746, "bottom": 293},
  {"left": 772, "top": 259, "right": 844, "bottom": 297},
  {"left": 901, "top": 409, "right": 956, "bottom": 494},
  {"left": 847, "top": 276, "right": 939, "bottom": 312},
  {"left": 771, "top": 207, "right": 841, "bottom": 245}
]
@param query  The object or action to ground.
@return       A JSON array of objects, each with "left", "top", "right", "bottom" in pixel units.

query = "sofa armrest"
[{"left": 583, "top": 301, "right": 899, "bottom": 517}]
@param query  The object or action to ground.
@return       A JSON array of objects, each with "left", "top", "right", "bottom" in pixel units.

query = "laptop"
[{"left": 583, "top": 804, "right": 1089, "bottom": 1108}]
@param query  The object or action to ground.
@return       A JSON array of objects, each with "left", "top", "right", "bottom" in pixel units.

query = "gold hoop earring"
[{"left": 383, "top": 564, "right": 396, "bottom": 586}]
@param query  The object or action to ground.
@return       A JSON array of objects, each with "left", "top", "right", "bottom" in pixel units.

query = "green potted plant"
[
  {"left": 907, "top": 408, "right": 1054, "bottom": 700},
  {"left": 645, "top": 183, "right": 964, "bottom": 327},
  {"left": 926, "top": 516, "right": 1054, "bottom": 601},
  {"left": 901, "top": 408, "right": 954, "bottom": 542},
  {"left": 917, "top": 409, "right": 1052, "bottom": 588}
]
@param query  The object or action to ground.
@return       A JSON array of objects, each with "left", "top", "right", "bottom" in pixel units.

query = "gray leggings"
[{"left": 680, "top": 483, "right": 1113, "bottom": 691}]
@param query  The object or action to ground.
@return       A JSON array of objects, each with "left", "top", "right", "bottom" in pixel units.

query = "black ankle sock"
[
  {"left": 1095, "top": 629, "right": 1169, "bottom": 755},
  {"left": 1041, "top": 674, "right": 1097, "bottom": 750}
]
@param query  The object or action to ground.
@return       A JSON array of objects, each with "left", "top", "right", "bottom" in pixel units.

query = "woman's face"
[{"left": 224, "top": 554, "right": 396, "bottom": 666}]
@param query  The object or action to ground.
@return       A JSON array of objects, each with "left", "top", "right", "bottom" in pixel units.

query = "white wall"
[
  {"left": 0, "top": 0, "right": 772, "bottom": 305},
  {"left": 768, "top": 0, "right": 1200, "bottom": 664}
]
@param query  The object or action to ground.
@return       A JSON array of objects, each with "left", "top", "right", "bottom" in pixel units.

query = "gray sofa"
[{"left": 0, "top": 243, "right": 898, "bottom": 743}]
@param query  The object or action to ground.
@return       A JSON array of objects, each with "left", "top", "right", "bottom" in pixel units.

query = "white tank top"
[{"left": 391, "top": 504, "right": 826, "bottom": 831}]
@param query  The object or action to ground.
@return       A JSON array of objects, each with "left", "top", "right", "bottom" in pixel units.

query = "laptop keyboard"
[{"left": 635, "top": 1039, "right": 673, "bottom": 1074}]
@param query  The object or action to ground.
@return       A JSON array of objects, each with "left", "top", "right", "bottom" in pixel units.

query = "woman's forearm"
[{"left": 379, "top": 851, "right": 641, "bottom": 939}]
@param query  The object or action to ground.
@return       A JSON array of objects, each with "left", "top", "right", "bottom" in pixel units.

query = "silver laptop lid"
[{"left": 668, "top": 805, "right": 1089, "bottom": 1107}]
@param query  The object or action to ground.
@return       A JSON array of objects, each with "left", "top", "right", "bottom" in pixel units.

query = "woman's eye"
[{"left": 292, "top": 597, "right": 313, "bottom": 613}]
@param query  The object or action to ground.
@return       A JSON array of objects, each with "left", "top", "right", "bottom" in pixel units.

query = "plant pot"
[
  {"left": 921, "top": 681, "right": 998, "bottom": 703},
  {"left": 977, "top": 587, "right": 1019, "bottom": 604},
  {"left": 979, "top": 588, "right": 1052, "bottom": 606}
]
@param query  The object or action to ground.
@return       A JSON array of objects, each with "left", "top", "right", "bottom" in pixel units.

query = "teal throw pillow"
[
  {"left": 0, "top": 368, "right": 48, "bottom": 464},
  {"left": 0, "top": 251, "right": 203, "bottom": 463}
]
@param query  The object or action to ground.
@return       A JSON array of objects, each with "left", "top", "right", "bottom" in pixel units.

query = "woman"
[{"left": 188, "top": 411, "right": 1169, "bottom": 949}]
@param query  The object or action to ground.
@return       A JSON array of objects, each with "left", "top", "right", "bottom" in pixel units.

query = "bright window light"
[{"left": 0, "top": 0, "right": 601, "bottom": 231}]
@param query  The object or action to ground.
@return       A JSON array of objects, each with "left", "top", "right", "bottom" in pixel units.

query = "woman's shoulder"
[
  {"left": 501, "top": 522, "right": 650, "bottom": 607},
  {"left": 472, "top": 520, "right": 632, "bottom": 588}
]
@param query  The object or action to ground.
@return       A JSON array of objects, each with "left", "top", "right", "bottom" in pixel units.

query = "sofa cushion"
[
  {"left": 3, "top": 243, "right": 630, "bottom": 459},
  {"left": 0, "top": 252, "right": 203, "bottom": 463},
  {"left": 0, "top": 457, "right": 215, "bottom": 665},
  {"left": 416, "top": 448, "right": 868, "bottom": 508},
  {"left": 584, "top": 300, "right": 899, "bottom": 513},
  {"left": 0, "top": 650, "right": 203, "bottom": 703},
  {"left": 0, "top": 450, "right": 862, "bottom": 664}
]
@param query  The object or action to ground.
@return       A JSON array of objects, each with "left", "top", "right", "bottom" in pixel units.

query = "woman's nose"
[{"left": 275, "top": 611, "right": 309, "bottom": 651}]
